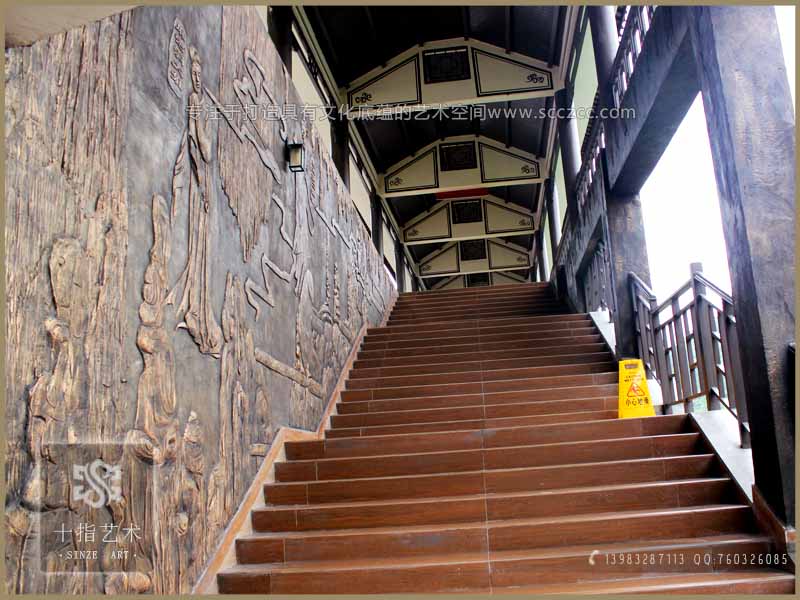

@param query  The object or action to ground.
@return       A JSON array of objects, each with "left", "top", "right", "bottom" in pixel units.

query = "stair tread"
[
  {"left": 345, "top": 364, "right": 618, "bottom": 389},
  {"left": 221, "top": 533, "right": 772, "bottom": 576},
  {"left": 332, "top": 403, "right": 611, "bottom": 421},
  {"left": 243, "top": 504, "right": 746, "bottom": 541},
  {"left": 270, "top": 452, "right": 714, "bottom": 487},
  {"left": 260, "top": 476, "right": 728, "bottom": 512},
  {"left": 289, "top": 432, "right": 700, "bottom": 466},
  {"left": 312, "top": 413, "right": 683, "bottom": 442}
]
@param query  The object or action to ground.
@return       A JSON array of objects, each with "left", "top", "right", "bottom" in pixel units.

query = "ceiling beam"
[
  {"left": 401, "top": 195, "right": 536, "bottom": 246},
  {"left": 342, "top": 38, "right": 563, "bottom": 116},
  {"left": 380, "top": 135, "right": 546, "bottom": 199},
  {"left": 432, "top": 270, "right": 530, "bottom": 290},
  {"left": 417, "top": 237, "right": 532, "bottom": 279}
]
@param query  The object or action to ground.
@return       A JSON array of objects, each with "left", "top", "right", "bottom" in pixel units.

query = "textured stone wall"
[{"left": 4, "top": 6, "right": 395, "bottom": 594}]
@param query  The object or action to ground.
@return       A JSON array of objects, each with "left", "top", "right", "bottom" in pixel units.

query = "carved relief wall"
[{"left": 5, "top": 6, "right": 396, "bottom": 594}]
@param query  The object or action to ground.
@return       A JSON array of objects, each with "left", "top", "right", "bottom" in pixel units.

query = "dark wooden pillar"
[
  {"left": 689, "top": 6, "right": 795, "bottom": 525},
  {"left": 556, "top": 90, "right": 581, "bottom": 223},
  {"left": 411, "top": 273, "right": 419, "bottom": 292},
  {"left": 370, "top": 192, "right": 383, "bottom": 254},
  {"left": 588, "top": 6, "right": 618, "bottom": 90},
  {"left": 394, "top": 239, "right": 406, "bottom": 293},
  {"left": 536, "top": 231, "right": 547, "bottom": 282},
  {"left": 268, "top": 7, "right": 293, "bottom": 76},
  {"left": 546, "top": 179, "right": 561, "bottom": 255},
  {"left": 330, "top": 112, "right": 350, "bottom": 189},
  {"left": 606, "top": 192, "right": 651, "bottom": 359}
]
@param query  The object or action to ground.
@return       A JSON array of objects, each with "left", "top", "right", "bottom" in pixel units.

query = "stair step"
[
  {"left": 340, "top": 372, "right": 618, "bottom": 402},
  {"left": 345, "top": 361, "right": 616, "bottom": 390},
  {"left": 371, "top": 313, "right": 590, "bottom": 337},
  {"left": 234, "top": 505, "right": 753, "bottom": 568},
  {"left": 335, "top": 392, "right": 616, "bottom": 416},
  {"left": 330, "top": 400, "right": 619, "bottom": 429},
  {"left": 387, "top": 307, "right": 569, "bottom": 325},
  {"left": 354, "top": 342, "right": 608, "bottom": 369},
  {"left": 349, "top": 351, "right": 614, "bottom": 380},
  {"left": 369, "top": 313, "right": 590, "bottom": 337},
  {"left": 287, "top": 414, "right": 687, "bottom": 460},
  {"left": 360, "top": 329, "right": 601, "bottom": 354},
  {"left": 265, "top": 453, "right": 718, "bottom": 505},
  {"left": 219, "top": 534, "right": 781, "bottom": 593},
  {"left": 275, "top": 432, "right": 702, "bottom": 483},
  {"left": 327, "top": 410, "right": 618, "bottom": 438},
  {"left": 256, "top": 477, "right": 732, "bottom": 532},
  {"left": 362, "top": 322, "right": 596, "bottom": 348}
]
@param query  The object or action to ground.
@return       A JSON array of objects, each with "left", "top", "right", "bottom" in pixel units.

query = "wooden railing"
[
  {"left": 630, "top": 265, "right": 751, "bottom": 448},
  {"left": 610, "top": 5, "right": 657, "bottom": 110}
]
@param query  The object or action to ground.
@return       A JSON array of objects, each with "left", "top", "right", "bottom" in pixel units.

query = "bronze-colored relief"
[
  {"left": 173, "top": 47, "right": 223, "bottom": 357},
  {"left": 5, "top": 6, "right": 396, "bottom": 595}
]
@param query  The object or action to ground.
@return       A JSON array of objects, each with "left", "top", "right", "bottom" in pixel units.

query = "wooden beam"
[{"left": 603, "top": 7, "right": 700, "bottom": 195}]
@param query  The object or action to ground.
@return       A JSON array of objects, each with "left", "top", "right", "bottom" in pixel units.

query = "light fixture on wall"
[{"left": 287, "top": 140, "right": 305, "bottom": 173}]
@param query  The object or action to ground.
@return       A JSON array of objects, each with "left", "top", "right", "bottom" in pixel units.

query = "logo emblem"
[{"left": 73, "top": 459, "right": 122, "bottom": 508}]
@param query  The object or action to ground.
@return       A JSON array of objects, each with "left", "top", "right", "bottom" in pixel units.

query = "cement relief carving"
[
  {"left": 172, "top": 47, "right": 223, "bottom": 357},
  {"left": 5, "top": 6, "right": 396, "bottom": 596}
]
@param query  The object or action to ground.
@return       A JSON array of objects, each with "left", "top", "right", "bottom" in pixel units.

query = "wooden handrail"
[{"left": 628, "top": 267, "right": 751, "bottom": 448}]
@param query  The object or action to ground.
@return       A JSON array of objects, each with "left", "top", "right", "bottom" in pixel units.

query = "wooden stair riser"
[
  {"left": 354, "top": 343, "right": 608, "bottom": 369},
  {"left": 366, "top": 314, "right": 592, "bottom": 340},
  {"left": 369, "top": 313, "right": 590, "bottom": 337},
  {"left": 276, "top": 432, "right": 703, "bottom": 483},
  {"left": 361, "top": 328, "right": 596, "bottom": 352},
  {"left": 345, "top": 362, "right": 616, "bottom": 390},
  {"left": 286, "top": 414, "right": 688, "bottom": 460},
  {"left": 235, "top": 505, "right": 752, "bottom": 567},
  {"left": 358, "top": 335, "right": 605, "bottom": 360},
  {"left": 335, "top": 393, "right": 615, "bottom": 416},
  {"left": 266, "top": 454, "right": 718, "bottom": 506},
  {"left": 326, "top": 410, "right": 620, "bottom": 438},
  {"left": 387, "top": 308, "right": 569, "bottom": 326},
  {"left": 349, "top": 352, "right": 614, "bottom": 380},
  {"left": 340, "top": 373, "right": 618, "bottom": 402}
]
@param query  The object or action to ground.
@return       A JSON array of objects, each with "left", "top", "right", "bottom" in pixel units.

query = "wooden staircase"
[{"left": 217, "top": 283, "right": 794, "bottom": 594}]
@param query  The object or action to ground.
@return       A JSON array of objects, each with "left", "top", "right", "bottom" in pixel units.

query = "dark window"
[
  {"left": 459, "top": 239, "right": 487, "bottom": 261},
  {"left": 467, "top": 273, "right": 490, "bottom": 287},
  {"left": 423, "top": 47, "right": 470, "bottom": 84},
  {"left": 451, "top": 199, "right": 483, "bottom": 224},
  {"left": 440, "top": 141, "right": 477, "bottom": 172}
]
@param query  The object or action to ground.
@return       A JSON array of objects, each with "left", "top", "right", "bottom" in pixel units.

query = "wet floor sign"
[{"left": 618, "top": 359, "right": 655, "bottom": 418}]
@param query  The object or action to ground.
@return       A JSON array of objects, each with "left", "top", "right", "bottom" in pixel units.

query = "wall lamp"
[{"left": 287, "top": 140, "right": 305, "bottom": 173}]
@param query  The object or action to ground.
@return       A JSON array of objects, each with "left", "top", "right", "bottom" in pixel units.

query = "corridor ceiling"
[{"left": 303, "top": 6, "right": 575, "bottom": 286}]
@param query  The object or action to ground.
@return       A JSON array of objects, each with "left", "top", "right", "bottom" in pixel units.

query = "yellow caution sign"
[{"left": 618, "top": 359, "right": 655, "bottom": 419}]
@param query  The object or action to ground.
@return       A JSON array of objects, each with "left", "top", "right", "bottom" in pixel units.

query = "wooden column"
[
  {"left": 689, "top": 6, "right": 795, "bottom": 525},
  {"left": 370, "top": 192, "right": 383, "bottom": 254},
  {"left": 330, "top": 111, "right": 350, "bottom": 189},
  {"left": 606, "top": 192, "right": 652, "bottom": 359},
  {"left": 536, "top": 231, "right": 547, "bottom": 282},
  {"left": 556, "top": 90, "right": 581, "bottom": 223},
  {"left": 589, "top": 7, "right": 653, "bottom": 359},
  {"left": 588, "top": 6, "right": 618, "bottom": 91},
  {"left": 268, "top": 7, "right": 293, "bottom": 76},
  {"left": 546, "top": 179, "right": 561, "bottom": 255},
  {"left": 394, "top": 239, "right": 406, "bottom": 293}
]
